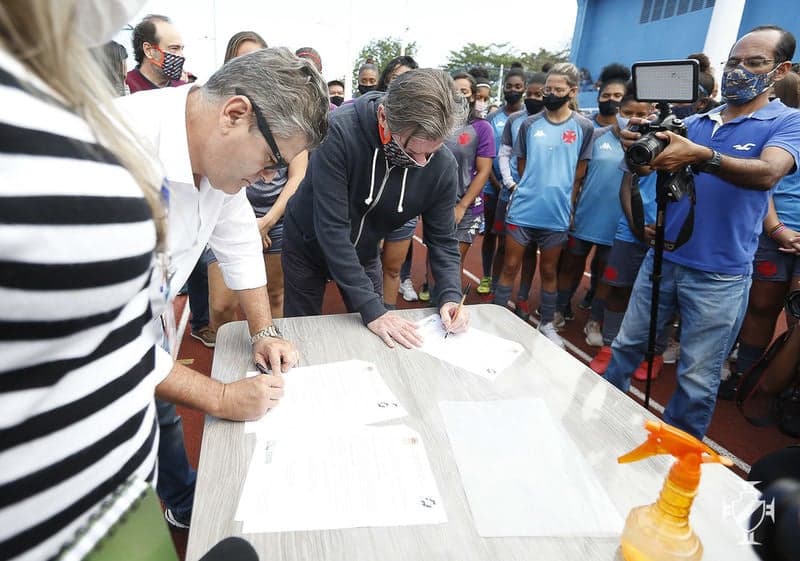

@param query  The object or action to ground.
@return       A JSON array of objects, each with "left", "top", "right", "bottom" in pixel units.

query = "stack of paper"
[
  {"left": 235, "top": 360, "right": 447, "bottom": 533},
  {"left": 244, "top": 359, "right": 408, "bottom": 437},
  {"left": 415, "top": 314, "right": 524, "bottom": 381},
  {"left": 235, "top": 426, "right": 447, "bottom": 533},
  {"left": 439, "top": 399, "right": 624, "bottom": 537}
]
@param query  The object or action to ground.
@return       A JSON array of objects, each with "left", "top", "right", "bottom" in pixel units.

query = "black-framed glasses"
[{"left": 235, "top": 88, "right": 288, "bottom": 170}]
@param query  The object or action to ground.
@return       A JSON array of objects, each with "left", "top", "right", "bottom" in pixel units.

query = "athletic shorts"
[
  {"left": 493, "top": 198, "right": 509, "bottom": 235},
  {"left": 505, "top": 224, "right": 567, "bottom": 251},
  {"left": 385, "top": 216, "right": 419, "bottom": 242},
  {"left": 455, "top": 211, "right": 483, "bottom": 244},
  {"left": 567, "top": 235, "right": 611, "bottom": 262},
  {"left": 603, "top": 238, "right": 648, "bottom": 288},
  {"left": 753, "top": 231, "right": 800, "bottom": 282}
]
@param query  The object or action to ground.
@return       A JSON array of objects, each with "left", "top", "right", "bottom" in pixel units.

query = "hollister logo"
[{"left": 562, "top": 129, "right": 577, "bottom": 144}]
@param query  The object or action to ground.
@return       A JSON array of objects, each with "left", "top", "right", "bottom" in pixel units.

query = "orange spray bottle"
[{"left": 617, "top": 420, "right": 733, "bottom": 561}]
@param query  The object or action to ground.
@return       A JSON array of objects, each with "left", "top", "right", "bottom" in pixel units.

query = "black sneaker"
[
  {"left": 164, "top": 508, "right": 191, "bottom": 530},
  {"left": 717, "top": 371, "right": 742, "bottom": 401},
  {"left": 578, "top": 290, "right": 594, "bottom": 310},
  {"left": 562, "top": 303, "right": 575, "bottom": 321}
]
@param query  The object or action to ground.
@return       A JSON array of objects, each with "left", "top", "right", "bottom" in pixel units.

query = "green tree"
[
  {"left": 444, "top": 42, "right": 570, "bottom": 99},
  {"left": 352, "top": 37, "right": 418, "bottom": 92}
]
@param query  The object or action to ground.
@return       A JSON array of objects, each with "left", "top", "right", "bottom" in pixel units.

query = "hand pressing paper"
[
  {"left": 414, "top": 314, "right": 524, "bottom": 381},
  {"left": 244, "top": 359, "right": 407, "bottom": 437}
]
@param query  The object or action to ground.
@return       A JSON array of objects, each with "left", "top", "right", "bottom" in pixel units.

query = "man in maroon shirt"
[{"left": 125, "top": 14, "right": 186, "bottom": 93}]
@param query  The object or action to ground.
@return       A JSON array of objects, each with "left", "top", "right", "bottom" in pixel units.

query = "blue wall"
[
  {"left": 738, "top": 0, "right": 800, "bottom": 50},
  {"left": 572, "top": 0, "right": 714, "bottom": 89}
]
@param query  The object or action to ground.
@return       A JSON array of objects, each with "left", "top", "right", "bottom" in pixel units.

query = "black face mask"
[
  {"left": 503, "top": 91, "right": 523, "bottom": 105},
  {"left": 597, "top": 99, "right": 620, "bottom": 116},
  {"left": 330, "top": 95, "right": 344, "bottom": 107},
  {"left": 543, "top": 92, "right": 570, "bottom": 111},
  {"left": 524, "top": 98, "right": 545, "bottom": 115},
  {"left": 358, "top": 84, "right": 376, "bottom": 96}
]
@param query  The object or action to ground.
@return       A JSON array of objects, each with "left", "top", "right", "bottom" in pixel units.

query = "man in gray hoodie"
[{"left": 283, "top": 69, "right": 470, "bottom": 347}]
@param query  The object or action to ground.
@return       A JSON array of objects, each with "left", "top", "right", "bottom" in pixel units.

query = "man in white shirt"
[{"left": 116, "top": 47, "right": 329, "bottom": 527}]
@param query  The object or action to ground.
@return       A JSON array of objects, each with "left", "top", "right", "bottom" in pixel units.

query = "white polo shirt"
[{"left": 116, "top": 84, "right": 266, "bottom": 376}]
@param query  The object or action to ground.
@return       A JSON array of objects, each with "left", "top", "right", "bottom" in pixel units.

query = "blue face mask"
[{"left": 721, "top": 64, "right": 778, "bottom": 106}]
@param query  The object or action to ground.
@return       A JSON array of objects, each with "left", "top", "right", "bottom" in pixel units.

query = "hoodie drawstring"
[
  {"left": 364, "top": 148, "right": 378, "bottom": 205},
  {"left": 397, "top": 168, "right": 408, "bottom": 213}
]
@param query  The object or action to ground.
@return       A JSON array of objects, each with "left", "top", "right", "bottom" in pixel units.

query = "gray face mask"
[{"left": 383, "top": 136, "right": 430, "bottom": 169}]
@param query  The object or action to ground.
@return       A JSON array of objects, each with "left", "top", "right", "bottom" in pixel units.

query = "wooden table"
[{"left": 186, "top": 304, "right": 759, "bottom": 561}]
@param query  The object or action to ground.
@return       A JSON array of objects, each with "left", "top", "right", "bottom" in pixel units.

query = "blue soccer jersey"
[
  {"left": 483, "top": 106, "right": 513, "bottom": 198},
  {"left": 573, "top": 126, "right": 625, "bottom": 245},
  {"left": 507, "top": 111, "right": 594, "bottom": 231},
  {"left": 616, "top": 171, "right": 657, "bottom": 244},
  {"left": 773, "top": 168, "right": 800, "bottom": 231}
]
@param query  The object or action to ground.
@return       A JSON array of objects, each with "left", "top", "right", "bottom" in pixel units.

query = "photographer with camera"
[{"left": 602, "top": 25, "right": 800, "bottom": 439}]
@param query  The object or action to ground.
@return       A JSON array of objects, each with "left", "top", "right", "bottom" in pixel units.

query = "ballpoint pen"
[{"left": 444, "top": 283, "right": 470, "bottom": 339}]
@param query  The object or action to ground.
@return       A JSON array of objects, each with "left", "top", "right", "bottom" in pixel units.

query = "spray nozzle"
[{"left": 619, "top": 421, "right": 733, "bottom": 467}]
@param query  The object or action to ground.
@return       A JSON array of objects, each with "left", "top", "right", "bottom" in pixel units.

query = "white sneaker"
[
  {"left": 539, "top": 322, "right": 565, "bottom": 348},
  {"left": 552, "top": 311, "right": 566, "bottom": 330},
  {"left": 398, "top": 278, "right": 418, "bottom": 301},
  {"left": 584, "top": 320, "right": 603, "bottom": 347},
  {"left": 663, "top": 340, "right": 680, "bottom": 364}
]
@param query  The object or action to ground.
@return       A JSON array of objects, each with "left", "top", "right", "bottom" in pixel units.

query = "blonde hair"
[
  {"left": 547, "top": 62, "right": 581, "bottom": 110},
  {"left": 0, "top": 0, "right": 167, "bottom": 248}
]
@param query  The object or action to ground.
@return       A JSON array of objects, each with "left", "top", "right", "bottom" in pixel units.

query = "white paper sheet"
[
  {"left": 439, "top": 399, "right": 624, "bottom": 537},
  {"left": 244, "top": 359, "right": 407, "bottom": 437},
  {"left": 414, "top": 314, "right": 524, "bottom": 381},
  {"left": 235, "top": 425, "right": 447, "bottom": 533}
]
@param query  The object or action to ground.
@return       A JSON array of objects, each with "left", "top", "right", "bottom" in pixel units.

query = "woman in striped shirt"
[{"left": 0, "top": 1, "right": 168, "bottom": 559}]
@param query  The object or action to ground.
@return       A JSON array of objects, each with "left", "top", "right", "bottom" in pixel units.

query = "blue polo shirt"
[
  {"left": 508, "top": 111, "right": 594, "bottom": 231},
  {"left": 573, "top": 126, "right": 625, "bottom": 245},
  {"left": 663, "top": 100, "right": 800, "bottom": 275}
]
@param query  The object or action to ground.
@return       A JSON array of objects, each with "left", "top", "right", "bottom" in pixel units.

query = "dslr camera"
[
  {"left": 625, "top": 114, "right": 688, "bottom": 167},
  {"left": 625, "top": 59, "right": 700, "bottom": 202}
]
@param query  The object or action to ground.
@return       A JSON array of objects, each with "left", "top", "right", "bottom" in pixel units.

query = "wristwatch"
[
  {"left": 250, "top": 324, "right": 281, "bottom": 344},
  {"left": 694, "top": 148, "right": 722, "bottom": 174}
]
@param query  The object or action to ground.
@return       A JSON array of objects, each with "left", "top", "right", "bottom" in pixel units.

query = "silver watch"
[{"left": 250, "top": 324, "right": 281, "bottom": 344}]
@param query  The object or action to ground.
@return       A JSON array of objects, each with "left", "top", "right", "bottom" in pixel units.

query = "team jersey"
[
  {"left": 507, "top": 110, "right": 594, "bottom": 231},
  {"left": 773, "top": 167, "right": 800, "bottom": 231},
  {"left": 443, "top": 117, "right": 496, "bottom": 208},
  {"left": 573, "top": 126, "right": 625, "bottom": 245},
  {"left": 483, "top": 106, "right": 513, "bottom": 198},
  {"left": 499, "top": 109, "right": 531, "bottom": 187},
  {"left": 616, "top": 171, "right": 657, "bottom": 244}
]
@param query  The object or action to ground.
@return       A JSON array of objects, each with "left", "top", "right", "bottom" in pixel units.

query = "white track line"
[{"left": 411, "top": 235, "right": 751, "bottom": 473}]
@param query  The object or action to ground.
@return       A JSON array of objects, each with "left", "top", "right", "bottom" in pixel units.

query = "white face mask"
[{"left": 75, "top": 0, "right": 147, "bottom": 47}]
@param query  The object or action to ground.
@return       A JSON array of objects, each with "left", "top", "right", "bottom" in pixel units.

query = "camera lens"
[{"left": 627, "top": 134, "right": 666, "bottom": 166}]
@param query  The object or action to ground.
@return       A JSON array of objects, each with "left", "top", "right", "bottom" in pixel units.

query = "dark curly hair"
[{"left": 131, "top": 14, "right": 171, "bottom": 65}]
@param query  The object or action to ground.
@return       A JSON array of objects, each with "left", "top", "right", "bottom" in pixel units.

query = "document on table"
[
  {"left": 414, "top": 314, "right": 524, "bottom": 381},
  {"left": 439, "top": 399, "right": 624, "bottom": 537},
  {"left": 235, "top": 425, "right": 447, "bottom": 533},
  {"left": 244, "top": 359, "right": 407, "bottom": 437}
]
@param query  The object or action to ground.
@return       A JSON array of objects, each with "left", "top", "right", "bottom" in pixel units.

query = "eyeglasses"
[
  {"left": 723, "top": 57, "right": 778, "bottom": 70},
  {"left": 235, "top": 88, "right": 288, "bottom": 170},
  {"left": 543, "top": 86, "right": 574, "bottom": 96}
]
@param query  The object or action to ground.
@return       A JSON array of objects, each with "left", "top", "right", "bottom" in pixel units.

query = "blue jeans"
[
  {"left": 156, "top": 399, "right": 196, "bottom": 516},
  {"left": 604, "top": 252, "right": 751, "bottom": 439},
  {"left": 186, "top": 248, "right": 212, "bottom": 332}
]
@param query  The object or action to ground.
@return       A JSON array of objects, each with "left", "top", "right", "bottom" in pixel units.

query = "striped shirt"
[{"left": 0, "top": 49, "right": 165, "bottom": 561}]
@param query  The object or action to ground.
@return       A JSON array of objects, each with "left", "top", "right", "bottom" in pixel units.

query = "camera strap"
[
  {"left": 663, "top": 169, "right": 696, "bottom": 252},
  {"left": 630, "top": 173, "right": 646, "bottom": 238}
]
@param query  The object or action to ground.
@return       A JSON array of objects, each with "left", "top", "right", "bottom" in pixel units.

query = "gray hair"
[
  {"left": 203, "top": 47, "right": 328, "bottom": 149},
  {"left": 547, "top": 62, "right": 581, "bottom": 87},
  {"left": 383, "top": 68, "right": 468, "bottom": 140}
]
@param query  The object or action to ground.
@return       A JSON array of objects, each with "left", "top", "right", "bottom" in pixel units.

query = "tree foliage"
[
  {"left": 444, "top": 42, "right": 570, "bottom": 98},
  {"left": 351, "top": 37, "right": 418, "bottom": 91}
]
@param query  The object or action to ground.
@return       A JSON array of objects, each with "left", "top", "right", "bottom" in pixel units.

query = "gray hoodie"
[{"left": 285, "top": 91, "right": 462, "bottom": 324}]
